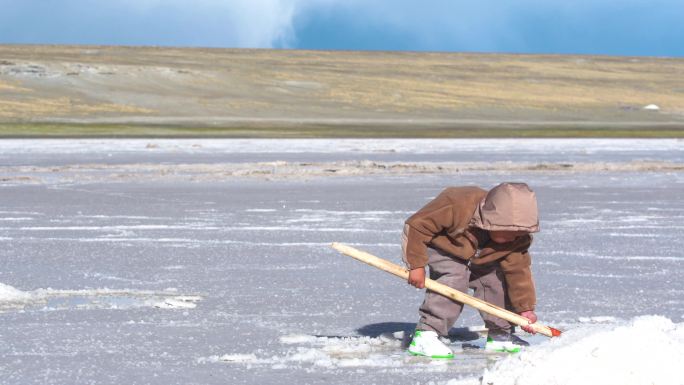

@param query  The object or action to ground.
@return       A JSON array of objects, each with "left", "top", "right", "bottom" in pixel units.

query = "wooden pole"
[{"left": 331, "top": 242, "right": 561, "bottom": 338}]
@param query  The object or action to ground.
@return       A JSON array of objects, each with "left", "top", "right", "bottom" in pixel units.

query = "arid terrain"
[{"left": 1, "top": 45, "right": 684, "bottom": 137}]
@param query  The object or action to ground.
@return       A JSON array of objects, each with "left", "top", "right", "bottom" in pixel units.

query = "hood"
[{"left": 470, "top": 182, "right": 540, "bottom": 233}]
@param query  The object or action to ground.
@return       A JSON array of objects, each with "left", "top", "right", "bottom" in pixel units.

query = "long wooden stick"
[{"left": 331, "top": 242, "right": 561, "bottom": 338}]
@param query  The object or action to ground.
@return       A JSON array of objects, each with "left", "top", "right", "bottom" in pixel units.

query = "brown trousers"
[{"left": 416, "top": 247, "right": 512, "bottom": 337}]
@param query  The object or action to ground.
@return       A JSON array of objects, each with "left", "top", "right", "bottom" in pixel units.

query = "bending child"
[{"left": 402, "top": 182, "right": 539, "bottom": 359}]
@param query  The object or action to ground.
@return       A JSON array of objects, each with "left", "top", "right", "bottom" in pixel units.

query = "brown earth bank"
[{"left": 1, "top": 45, "right": 683, "bottom": 136}]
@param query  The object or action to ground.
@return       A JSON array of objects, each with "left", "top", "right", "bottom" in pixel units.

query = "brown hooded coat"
[{"left": 401, "top": 184, "right": 539, "bottom": 312}]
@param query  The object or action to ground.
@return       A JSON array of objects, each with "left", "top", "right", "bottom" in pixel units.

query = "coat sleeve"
[
  {"left": 402, "top": 193, "right": 455, "bottom": 269},
  {"left": 499, "top": 236, "right": 536, "bottom": 312}
]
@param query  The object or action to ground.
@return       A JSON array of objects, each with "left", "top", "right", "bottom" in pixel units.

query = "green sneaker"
[
  {"left": 484, "top": 334, "right": 528, "bottom": 353},
  {"left": 407, "top": 330, "right": 454, "bottom": 359}
]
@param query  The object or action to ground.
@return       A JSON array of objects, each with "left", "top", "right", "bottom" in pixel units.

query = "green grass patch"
[{"left": 1, "top": 123, "right": 684, "bottom": 138}]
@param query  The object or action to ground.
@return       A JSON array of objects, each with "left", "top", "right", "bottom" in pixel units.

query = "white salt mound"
[
  {"left": 0, "top": 282, "right": 33, "bottom": 302},
  {"left": 218, "top": 353, "right": 258, "bottom": 363},
  {"left": 643, "top": 104, "right": 660, "bottom": 111},
  {"left": 152, "top": 297, "right": 198, "bottom": 309},
  {"left": 478, "top": 315, "right": 683, "bottom": 385}
]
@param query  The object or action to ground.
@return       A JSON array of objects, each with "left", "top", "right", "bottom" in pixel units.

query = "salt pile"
[
  {"left": 466, "top": 316, "right": 683, "bottom": 385},
  {"left": 0, "top": 282, "right": 33, "bottom": 303},
  {"left": 0, "top": 282, "right": 34, "bottom": 311}
]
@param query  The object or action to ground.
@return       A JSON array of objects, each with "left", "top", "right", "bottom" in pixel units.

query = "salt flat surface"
[
  {"left": 1, "top": 138, "right": 682, "bottom": 166},
  {"left": 1, "top": 139, "right": 683, "bottom": 384}
]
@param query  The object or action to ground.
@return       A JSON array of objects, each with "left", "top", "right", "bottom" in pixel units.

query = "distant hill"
[{"left": 1, "top": 45, "right": 683, "bottom": 137}]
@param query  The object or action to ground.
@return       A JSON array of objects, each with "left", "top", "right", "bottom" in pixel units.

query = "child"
[{"left": 402, "top": 182, "right": 539, "bottom": 358}]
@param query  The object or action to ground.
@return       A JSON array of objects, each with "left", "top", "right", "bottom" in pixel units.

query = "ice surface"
[{"left": 1, "top": 139, "right": 682, "bottom": 384}]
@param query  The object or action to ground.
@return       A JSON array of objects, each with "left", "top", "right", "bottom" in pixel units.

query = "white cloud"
[
  {"left": 115, "top": 0, "right": 300, "bottom": 47},
  {"left": 107, "top": 0, "right": 355, "bottom": 48},
  {"left": 0, "top": 0, "right": 312, "bottom": 48}
]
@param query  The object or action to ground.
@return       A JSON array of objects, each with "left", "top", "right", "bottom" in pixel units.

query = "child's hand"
[
  {"left": 408, "top": 267, "right": 426, "bottom": 289},
  {"left": 519, "top": 310, "right": 538, "bottom": 334}
]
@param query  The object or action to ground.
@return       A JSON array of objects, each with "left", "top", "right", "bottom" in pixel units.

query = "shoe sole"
[
  {"left": 407, "top": 350, "right": 454, "bottom": 359},
  {"left": 484, "top": 346, "right": 521, "bottom": 353}
]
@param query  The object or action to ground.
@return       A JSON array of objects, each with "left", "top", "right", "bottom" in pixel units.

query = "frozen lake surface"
[{"left": 1, "top": 139, "right": 683, "bottom": 384}]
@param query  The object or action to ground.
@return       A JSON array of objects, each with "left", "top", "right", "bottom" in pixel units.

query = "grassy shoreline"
[{"left": 1, "top": 123, "right": 684, "bottom": 138}]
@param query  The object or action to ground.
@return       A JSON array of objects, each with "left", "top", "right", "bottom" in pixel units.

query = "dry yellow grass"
[
  {"left": 0, "top": 97, "right": 153, "bottom": 118},
  {"left": 0, "top": 79, "right": 30, "bottom": 92},
  {"left": 263, "top": 54, "right": 684, "bottom": 111},
  {"left": 0, "top": 45, "right": 683, "bottom": 132}
]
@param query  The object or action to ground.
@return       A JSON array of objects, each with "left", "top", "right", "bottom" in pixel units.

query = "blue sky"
[{"left": 0, "top": 0, "right": 682, "bottom": 56}]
